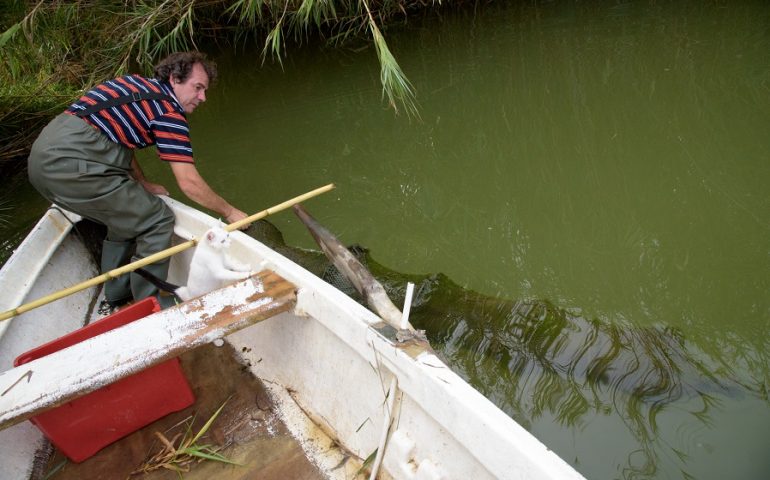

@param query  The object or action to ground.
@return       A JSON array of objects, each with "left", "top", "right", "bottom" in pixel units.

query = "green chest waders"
[{"left": 28, "top": 113, "right": 176, "bottom": 306}]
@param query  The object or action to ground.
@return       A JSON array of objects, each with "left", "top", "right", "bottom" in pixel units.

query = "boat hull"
[{"left": 0, "top": 198, "right": 585, "bottom": 479}]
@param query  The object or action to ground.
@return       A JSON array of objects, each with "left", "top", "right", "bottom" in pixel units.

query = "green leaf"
[
  {"left": 189, "top": 398, "right": 229, "bottom": 445},
  {"left": 0, "top": 23, "right": 21, "bottom": 49},
  {"left": 355, "top": 448, "right": 378, "bottom": 476},
  {"left": 185, "top": 449, "right": 243, "bottom": 465}
]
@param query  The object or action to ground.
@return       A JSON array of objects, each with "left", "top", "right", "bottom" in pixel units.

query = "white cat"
[{"left": 137, "top": 226, "right": 252, "bottom": 302}]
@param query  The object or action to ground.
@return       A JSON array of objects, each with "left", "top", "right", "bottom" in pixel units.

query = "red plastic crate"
[{"left": 14, "top": 297, "right": 196, "bottom": 463}]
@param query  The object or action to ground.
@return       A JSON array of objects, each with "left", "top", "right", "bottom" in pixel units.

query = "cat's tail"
[{"left": 135, "top": 268, "right": 182, "bottom": 300}]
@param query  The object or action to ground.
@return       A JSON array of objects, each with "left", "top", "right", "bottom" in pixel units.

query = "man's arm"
[
  {"left": 169, "top": 162, "right": 249, "bottom": 225},
  {"left": 130, "top": 154, "right": 169, "bottom": 195}
]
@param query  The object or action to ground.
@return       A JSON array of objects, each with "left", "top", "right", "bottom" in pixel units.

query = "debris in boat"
[
  {"left": 395, "top": 327, "right": 428, "bottom": 345},
  {"left": 131, "top": 399, "right": 239, "bottom": 476},
  {"left": 354, "top": 448, "right": 377, "bottom": 478},
  {"left": 30, "top": 442, "right": 58, "bottom": 479},
  {"left": 255, "top": 387, "right": 272, "bottom": 411},
  {"left": 371, "top": 321, "right": 435, "bottom": 358},
  {"left": 36, "top": 338, "right": 328, "bottom": 480}
]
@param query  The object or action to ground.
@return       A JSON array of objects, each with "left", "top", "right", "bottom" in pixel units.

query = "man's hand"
[
  {"left": 168, "top": 162, "right": 249, "bottom": 228},
  {"left": 140, "top": 181, "right": 170, "bottom": 196},
  {"left": 131, "top": 155, "right": 168, "bottom": 195},
  {"left": 225, "top": 207, "right": 251, "bottom": 230}
]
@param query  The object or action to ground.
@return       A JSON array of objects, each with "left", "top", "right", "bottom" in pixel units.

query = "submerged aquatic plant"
[{"left": 132, "top": 399, "right": 239, "bottom": 477}]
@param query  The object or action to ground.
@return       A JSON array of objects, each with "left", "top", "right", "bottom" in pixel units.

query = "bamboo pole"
[{"left": 0, "top": 184, "right": 335, "bottom": 322}]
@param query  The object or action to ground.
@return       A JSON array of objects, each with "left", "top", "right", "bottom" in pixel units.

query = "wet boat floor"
[{"left": 39, "top": 343, "right": 327, "bottom": 480}]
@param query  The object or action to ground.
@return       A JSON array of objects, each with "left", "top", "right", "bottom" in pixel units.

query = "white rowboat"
[{"left": 0, "top": 196, "right": 585, "bottom": 479}]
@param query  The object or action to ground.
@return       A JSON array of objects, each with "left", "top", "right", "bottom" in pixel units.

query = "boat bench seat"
[{"left": 0, "top": 269, "right": 296, "bottom": 431}]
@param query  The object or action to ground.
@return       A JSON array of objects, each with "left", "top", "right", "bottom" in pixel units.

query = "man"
[{"left": 27, "top": 51, "right": 247, "bottom": 308}]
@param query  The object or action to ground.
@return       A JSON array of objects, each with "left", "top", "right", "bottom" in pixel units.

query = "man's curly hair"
[{"left": 153, "top": 51, "right": 217, "bottom": 84}]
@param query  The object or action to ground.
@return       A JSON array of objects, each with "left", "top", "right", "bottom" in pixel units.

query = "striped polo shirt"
[{"left": 65, "top": 74, "right": 194, "bottom": 163}]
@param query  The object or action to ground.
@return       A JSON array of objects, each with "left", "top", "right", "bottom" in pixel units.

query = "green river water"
[{"left": 3, "top": 1, "right": 768, "bottom": 479}]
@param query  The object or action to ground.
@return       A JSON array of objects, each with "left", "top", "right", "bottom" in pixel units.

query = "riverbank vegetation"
[{"left": 1, "top": 0, "right": 450, "bottom": 176}]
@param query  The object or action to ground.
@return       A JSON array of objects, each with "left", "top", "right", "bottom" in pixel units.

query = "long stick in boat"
[
  {"left": 0, "top": 184, "right": 335, "bottom": 322},
  {"left": 292, "top": 204, "right": 413, "bottom": 331}
]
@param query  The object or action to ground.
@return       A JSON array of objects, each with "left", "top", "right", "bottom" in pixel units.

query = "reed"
[{"left": 132, "top": 399, "right": 239, "bottom": 477}]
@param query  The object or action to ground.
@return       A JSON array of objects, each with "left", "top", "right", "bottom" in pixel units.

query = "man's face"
[{"left": 171, "top": 62, "right": 209, "bottom": 114}]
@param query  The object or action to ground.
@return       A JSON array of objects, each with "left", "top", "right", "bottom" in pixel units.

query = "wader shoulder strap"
[{"left": 74, "top": 91, "right": 175, "bottom": 117}]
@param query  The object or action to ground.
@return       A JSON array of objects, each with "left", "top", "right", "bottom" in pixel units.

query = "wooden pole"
[
  {"left": 292, "top": 203, "right": 411, "bottom": 330},
  {"left": 0, "top": 184, "right": 334, "bottom": 322}
]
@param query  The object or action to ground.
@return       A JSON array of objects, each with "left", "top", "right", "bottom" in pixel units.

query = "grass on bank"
[{"left": 0, "top": 0, "right": 428, "bottom": 169}]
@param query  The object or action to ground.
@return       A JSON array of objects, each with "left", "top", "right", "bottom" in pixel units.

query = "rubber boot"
[
  {"left": 101, "top": 239, "right": 134, "bottom": 306},
  {"left": 129, "top": 255, "right": 172, "bottom": 305}
]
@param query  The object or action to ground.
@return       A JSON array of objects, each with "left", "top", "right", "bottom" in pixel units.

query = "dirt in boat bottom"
[{"left": 38, "top": 342, "right": 327, "bottom": 480}]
